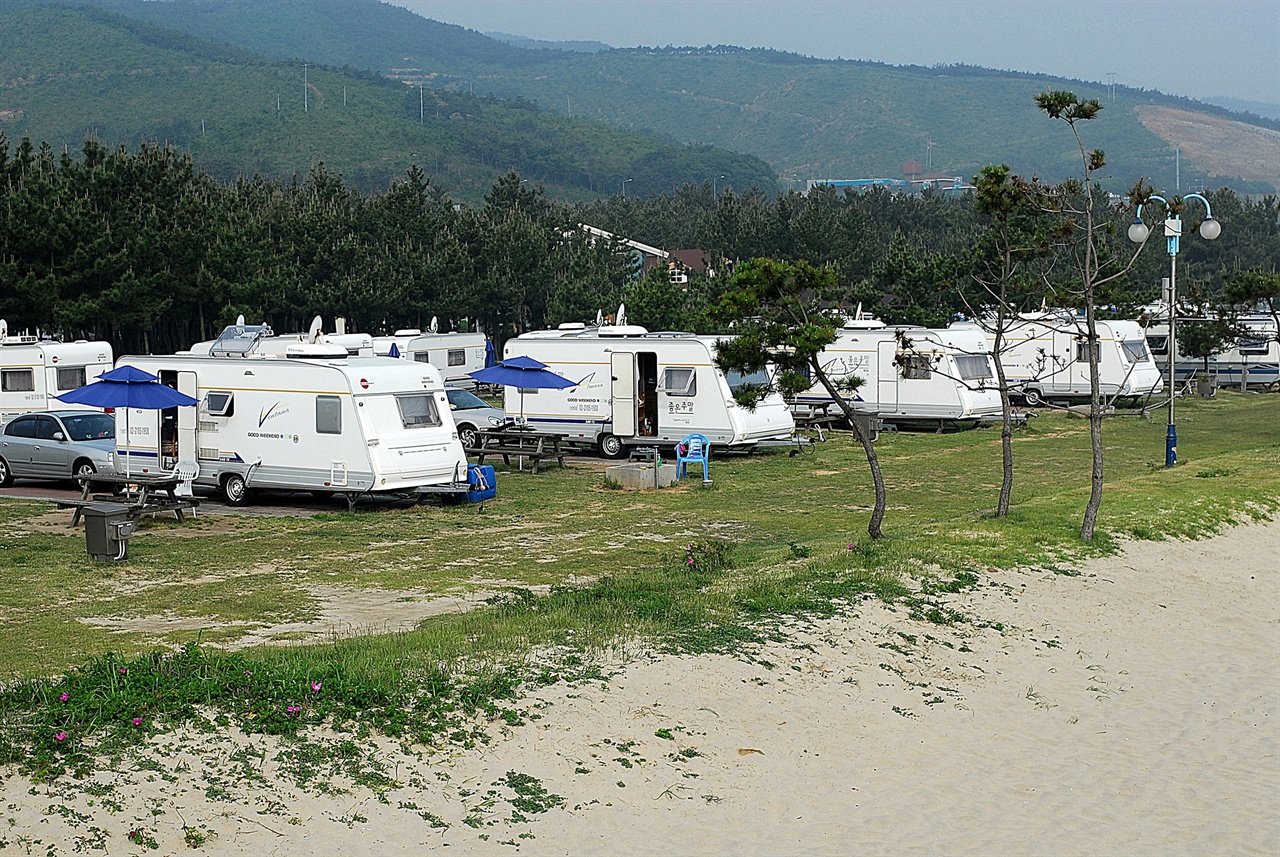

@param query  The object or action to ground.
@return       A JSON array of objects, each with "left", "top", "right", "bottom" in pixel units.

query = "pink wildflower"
[
  {"left": 848, "top": 543, "right": 855, "bottom": 550},
  {"left": 287, "top": 705, "right": 301, "bottom": 714},
  {"left": 59, "top": 692, "right": 69, "bottom": 702},
  {"left": 54, "top": 732, "right": 67, "bottom": 742},
  {"left": 132, "top": 717, "right": 143, "bottom": 726},
  {"left": 118, "top": 667, "right": 127, "bottom": 675},
  {"left": 687, "top": 558, "right": 695, "bottom": 565},
  {"left": 310, "top": 681, "right": 322, "bottom": 692}
]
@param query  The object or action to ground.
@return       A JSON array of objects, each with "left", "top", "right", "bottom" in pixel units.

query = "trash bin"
[{"left": 84, "top": 503, "right": 135, "bottom": 562}]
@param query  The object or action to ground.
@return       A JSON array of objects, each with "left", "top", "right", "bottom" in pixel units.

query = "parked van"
[
  {"left": 951, "top": 310, "right": 1163, "bottom": 404},
  {"left": 116, "top": 326, "right": 468, "bottom": 507},
  {"left": 792, "top": 315, "right": 1002, "bottom": 425},
  {"left": 1, "top": 320, "right": 114, "bottom": 425},
  {"left": 504, "top": 323, "right": 795, "bottom": 457}
]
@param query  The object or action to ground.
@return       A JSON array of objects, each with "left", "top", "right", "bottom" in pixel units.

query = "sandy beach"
[{"left": 3, "top": 519, "right": 1277, "bottom": 855}]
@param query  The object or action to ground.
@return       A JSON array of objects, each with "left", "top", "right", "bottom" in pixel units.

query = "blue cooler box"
[{"left": 463, "top": 464, "right": 496, "bottom": 503}]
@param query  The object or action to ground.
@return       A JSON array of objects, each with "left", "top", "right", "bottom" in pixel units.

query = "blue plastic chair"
[{"left": 675, "top": 433, "right": 711, "bottom": 483}]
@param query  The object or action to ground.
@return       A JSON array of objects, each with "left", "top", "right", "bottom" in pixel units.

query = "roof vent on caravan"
[
  {"left": 558, "top": 322, "right": 587, "bottom": 331},
  {"left": 210, "top": 324, "right": 275, "bottom": 357},
  {"left": 285, "top": 343, "right": 349, "bottom": 359},
  {"left": 393, "top": 329, "right": 422, "bottom": 337}
]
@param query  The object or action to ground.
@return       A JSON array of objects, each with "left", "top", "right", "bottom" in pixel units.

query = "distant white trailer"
[
  {"left": 1144, "top": 314, "right": 1279, "bottom": 389},
  {"left": 791, "top": 316, "right": 1002, "bottom": 425},
  {"left": 0, "top": 320, "right": 114, "bottom": 425},
  {"left": 373, "top": 326, "right": 489, "bottom": 388},
  {"left": 188, "top": 317, "right": 374, "bottom": 358},
  {"left": 115, "top": 337, "right": 468, "bottom": 507},
  {"left": 503, "top": 323, "right": 795, "bottom": 457},
  {"left": 950, "top": 310, "right": 1164, "bottom": 405}
]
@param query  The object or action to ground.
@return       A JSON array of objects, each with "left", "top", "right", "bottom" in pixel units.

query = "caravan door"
[
  {"left": 876, "top": 340, "right": 899, "bottom": 411},
  {"left": 177, "top": 372, "right": 198, "bottom": 464},
  {"left": 610, "top": 352, "right": 636, "bottom": 437}
]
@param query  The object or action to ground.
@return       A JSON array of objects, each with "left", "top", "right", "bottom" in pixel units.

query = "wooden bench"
[{"left": 469, "top": 428, "right": 568, "bottom": 474}]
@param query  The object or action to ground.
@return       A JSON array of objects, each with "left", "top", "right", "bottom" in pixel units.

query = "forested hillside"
[
  {"left": 0, "top": 3, "right": 776, "bottom": 200},
  {"left": 61, "top": 0, "right": 1280, "bottom": 195}
]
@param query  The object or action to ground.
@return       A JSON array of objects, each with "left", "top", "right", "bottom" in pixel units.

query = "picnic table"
[
  {"left": 60, "top": 471, "right": 199, "bottom": 526},
  {"left": 467, "top": 426, "right": 568, "bottom": 474}
]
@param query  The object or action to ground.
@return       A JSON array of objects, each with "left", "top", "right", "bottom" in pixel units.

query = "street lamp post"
[
  {"left": 1128, "top": 192, "right": 1222, "bottom": 467},
  {"left": 713, "top": 174, "right": 725, "bottom": 199},
  {"left": 621, "top": 177, "right": 633, "bottom": 198}
]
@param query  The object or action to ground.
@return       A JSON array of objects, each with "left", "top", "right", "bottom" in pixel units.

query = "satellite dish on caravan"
[
  {"left": 430, "top": 316, "right": 439, "bottom": 334},
  {"left": 616, "top": 303, "right": 627, "bottom": 327},
  {"left": 307, "top": 315, "right": 324, "bottom": 344},
  {"left": 595, "top": 309, "right": 604, "bottom": 327},
  {"left": 235, "top": 314, "right": 246, "bottom": 326}
]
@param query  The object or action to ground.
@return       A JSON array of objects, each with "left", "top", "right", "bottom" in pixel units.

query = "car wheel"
[
  {"left": 0, "top": 457, "right": 11, "bottom": 488},
  {"left": 598, "top": 433, "right": 626, "bottom": 459},
  {"left": 457, "top": 423, "right": 479, "bottom": 449},
  {"left": 222, "top": 473, "right": 252, "bottom": 507},
  {"left": 1023, "top": 387, "right": 1043, "bottom": 406},
  {"left": 73, "top": 459, "right": 97, "bottom": 487}
]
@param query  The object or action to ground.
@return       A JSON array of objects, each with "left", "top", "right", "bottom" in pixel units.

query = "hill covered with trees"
[
  {"left": 0, "top": 2, "right": 776, "bottom": 201},
  {"left": 50, "top": 0, "right": 1280, "bottom": 195}
]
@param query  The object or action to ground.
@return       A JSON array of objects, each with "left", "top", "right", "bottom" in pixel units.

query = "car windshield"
[
  {"left": 447, "top": 389, "right": 490, "bottom": 410},
  {"left": 61, "top": 413, "right": 116, "bottom": 441}
]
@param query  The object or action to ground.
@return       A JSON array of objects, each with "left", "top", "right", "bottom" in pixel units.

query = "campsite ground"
[{"left": 0, "top": 393, "right": 1276, "bottom": 854}]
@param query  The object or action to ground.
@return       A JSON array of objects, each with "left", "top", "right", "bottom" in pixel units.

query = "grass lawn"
[{"left": 0, "top": 391, "right": 1275, "bottom": 777}]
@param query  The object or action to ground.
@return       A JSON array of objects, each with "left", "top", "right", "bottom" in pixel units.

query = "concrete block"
[{"left": 605, "top": 462, "right": 678, "bottom": 490}]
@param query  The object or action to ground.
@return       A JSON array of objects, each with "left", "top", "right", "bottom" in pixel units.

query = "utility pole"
[{"left": 304, "top": 64, "right": 309, "bottom": 113}]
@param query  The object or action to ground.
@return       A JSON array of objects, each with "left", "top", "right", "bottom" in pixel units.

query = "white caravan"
[
  {"left": 373, "top": 323, "right": 489, "bottom": 388},
  {"left": 950, "top": 310, "right": 1163, "bottom": 405},
  {"left": 1144, "top": 314, "right": 1279, "bottom": 389},
  {"left": 115, "top": 331, "right": 468, "bottom": 507},
  {"left": 1, "top": 320, "right": 114, "bottom": 425},
  {"left": 188, "top": 317, "right": 374, "bottom": 359},
  {"left": 504, "top": 323, "right": 795, "bottom": 457},
  {"left": 791, "top": 316, "right": 1002, "bottom": 425}
]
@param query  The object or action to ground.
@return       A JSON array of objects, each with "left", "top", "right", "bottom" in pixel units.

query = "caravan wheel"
[
  {"left": 598, "top": 434, "right": 626, "bottom": 459},
  {"left": 1023, "top": 387, "right": 1044, "bottom": 406},
  {"left": 222, "top": 473, "right": 253, "bottom": 507}
]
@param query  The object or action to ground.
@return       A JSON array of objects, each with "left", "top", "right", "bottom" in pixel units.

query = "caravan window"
[
  {"left": 661, "top": 367, "right": 697, "bottom": 397},
  {"left": 395, "top": 393, "right": 442, "bottom": 429},
  {"left": 953, "top": 354, "right": 992, "bottom": 381},
  {"left": 1120, "top": 339, "right": 1149, "bottom": 364},
  {"left": 1238, "top": 335, "right": 1268, "bottom": 355},
  {"left": 1, "top": 369, "right": 34, "bottom": 392},
  {"left": 205, "top": 391, "right": 234, "bottom": 417},
  {"left": 413, "top": 353, "right": 431, "bottom": 364},
  {"left": 725, "top": 368, "right": 769, "bottom": 396},
  {"left": 316, "top": 395, "right": 343, "bottom": 434},
  {"left": 1146, "top": 335, "right": 1169, "bottom": 356},
  {"left": 56, "top": 367, "right": 86, "bottom": 391},
  {"left": 1075, "top": 340, "right": 1101, "bottom": 363},
  {"left": 447, "top": 349, "right": 465, "bottom": 367},
  {"left": 900, "top": 354, "right": 933, "bottom": 380}
]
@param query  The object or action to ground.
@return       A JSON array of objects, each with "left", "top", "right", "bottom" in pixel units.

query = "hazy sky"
[{"left": 389, "top": 0, "right": 1280, "bottom": 106}]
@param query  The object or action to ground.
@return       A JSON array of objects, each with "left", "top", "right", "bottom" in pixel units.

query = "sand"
[{"left": 2, "top": 519, "right": 1277, "bottom": 855}]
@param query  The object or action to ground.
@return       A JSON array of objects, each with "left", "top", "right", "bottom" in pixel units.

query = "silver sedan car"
[
  {"left": 446, "top": 387, "right": 507, "bottom": 449},
  {"left": 0, "top": 410, "right": 117, "bottom": 486}
]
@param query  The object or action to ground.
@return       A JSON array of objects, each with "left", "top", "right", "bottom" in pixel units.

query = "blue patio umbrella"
[
  {"left": 56, "top": 366, "right": 199, "bottom": 475},
  {"left": 469, "top": 356, "right": 575, "bottom": 424}
]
